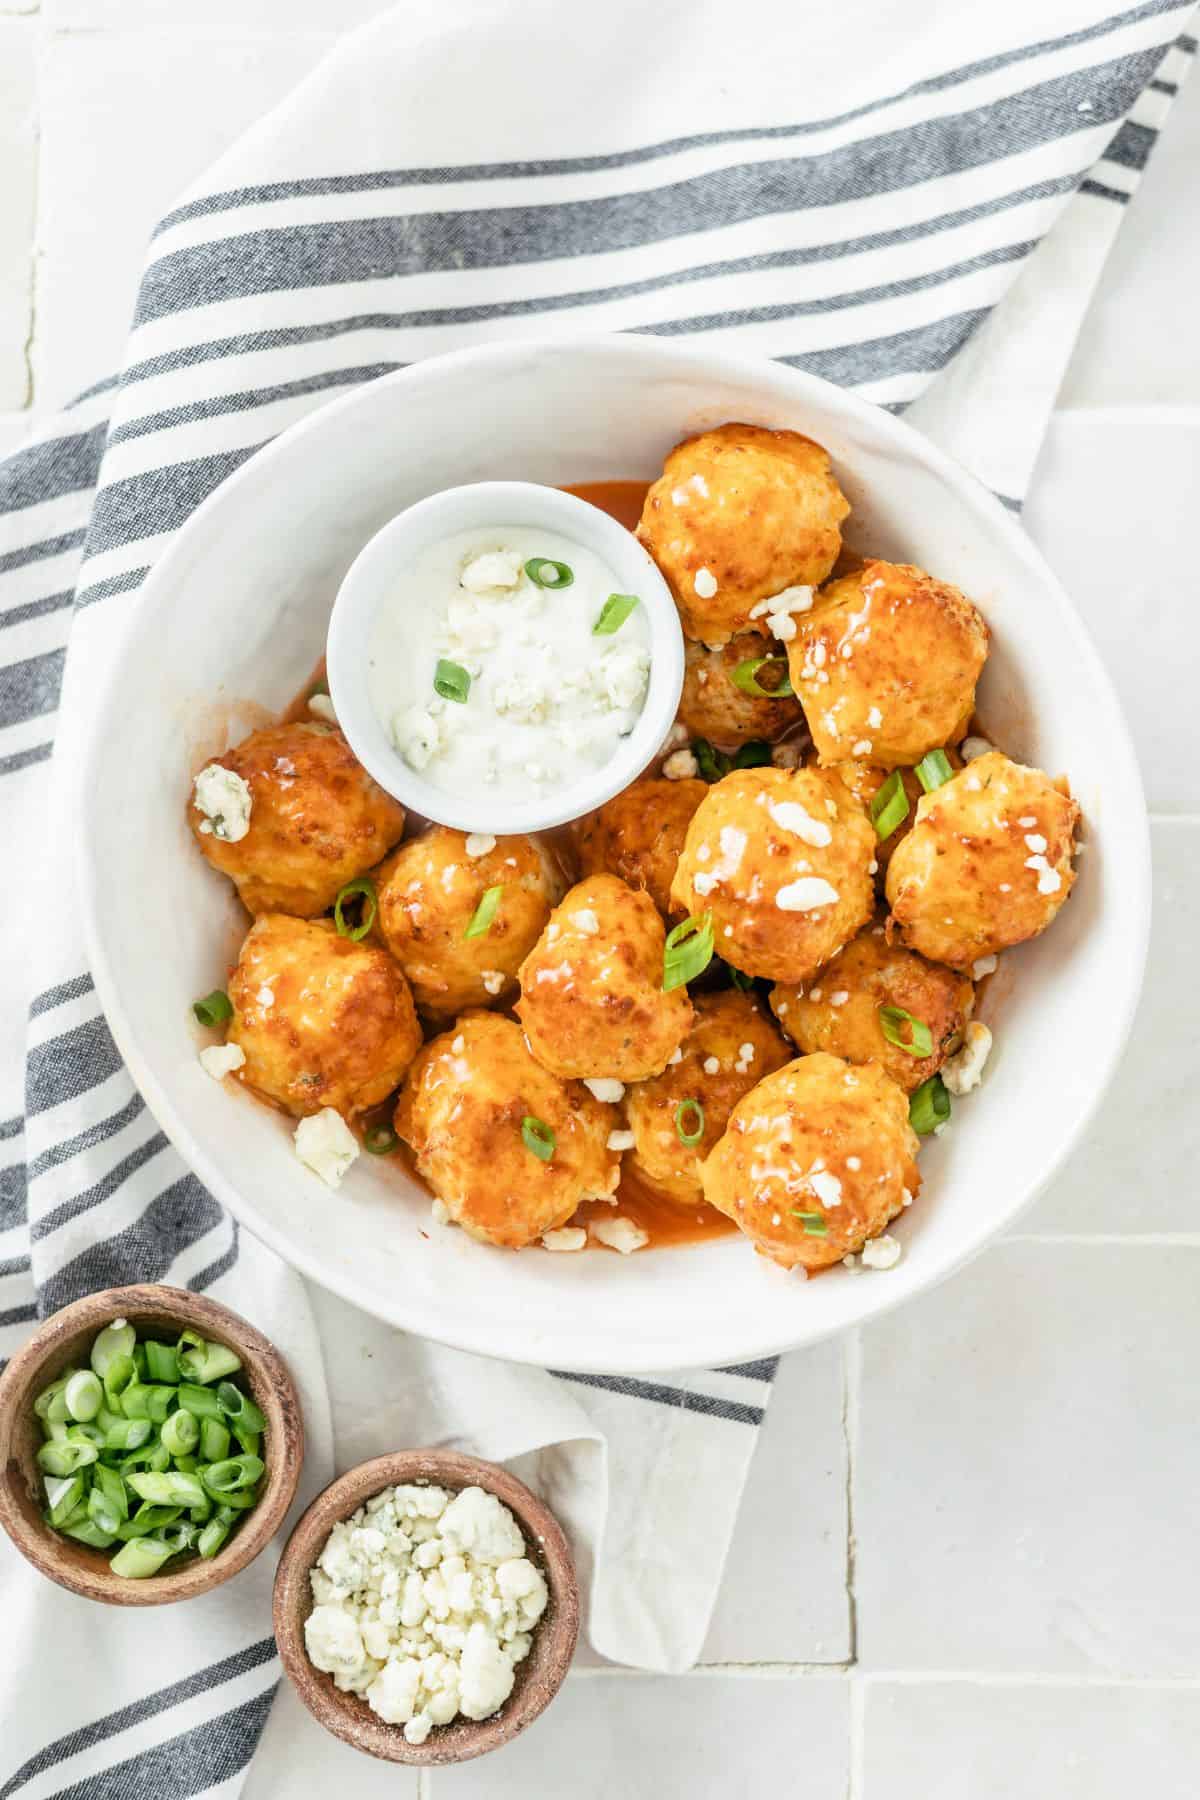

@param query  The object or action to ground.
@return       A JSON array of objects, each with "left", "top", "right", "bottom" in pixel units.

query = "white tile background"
[{"left": 3, "top": 6, "right": 1199, "bottom": 1795}]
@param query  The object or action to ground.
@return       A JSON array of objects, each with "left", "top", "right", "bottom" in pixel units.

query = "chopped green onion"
[
  {"left": 176, "top": 1330, "right": 242, "bottom": 1385},
  {"left": 212, "top": 1483, "right": 260, "bottom": 1512},
  {"left": 674, "top": 1099, "right": 705, "bottom": 1147},
  {"left": 730, "top": 740, "right": 772, "bottom": 770},
  {"left": 914, "top": 749, "right": 953, "bottom": 793},
  {"left": 93, "top": 1462, "right": 129, "bottom": 1522},
  {"left": 464, "top": 884, "right": 503, "bottom": 939},
  {"left": 593, "top": 593, "right": 639, "bottom": 635},
  {"left": 117, "top": 1503, "right": 182, "bottom": 1540},
  {"left": 33, "top": 1374, "right": 73, "bottom": 1422},
  {"left": 201, "top": 1417, "right": 231, "bottom": 1464},
  {"left": 878, "top": 1005, "right": 934, "bottom": 1058},
  {"left": 45, "top": 1474, "right": 85, "bottom": 1528},
  {"left": 433, "top": 658, "right": 471, "bottom": 704},
  {"left": 159, "top": 1521, "right": 198, "bottom": 1555},
  {"left": 127, "top": 1470, "right": 208, "bottom": 1509},
  {"left": 64, "top": 1370, "right": 103, "bottom": 1422},
  {"left": 101, "top": 1353, "right": 137, "bottom": 1401},
  {"left": 197, "top": 1517, "right": 231, "bottom": 1560},
  {"left": 90, "top": 1320, "right": 136, "bottom": 1381},
  {"left": 333, "top": 875, "right": 378, "bottom": 942},
  {"left": 909, "top": 1074, "right": 951, "bottom": 1135},
  {"left": 525, "top": 556, "right": 573, "bottom": 589},
  {"left": 37, "top": 1439, "right": 98, "bottom": 1476},
  {"left": 691, "top": 738, "right": 726, "bottom": 783},
  {"left": 869, "top": 770, "right": 910, "bottom": 841},
  {"left": 87, "top": 1486, "right": 123, "bottom": 1537},
  {"left": 64, "top": 1422, "right": 106, "bottom": 1447},
  {"left": 110, "top": 1536, "right": 177, "bottom": 1580},
  {"left": 363, "top": 1123, "right": 399, "bottom": 1156},
  {"left": 132, "top": 1344, "right": 148, "bottom": 1380},
  {"left": 178, "top": 1382, "right": 224, "bottom": 1421},
  {"left": 235, "top": 1429, "right": 261, "bottom": 1460},
  {"left": 202, "top": 1455, "right": 265, "bottom": 1496},
  {"left": 143, "top": 1340, "right": 179, "bottom": 1384},
  {"left": 663, "top": 912, "right": 714, "bottom": 992},
  {"left": 62, "top": 1518, "right": 118, "bottom": 1550},
  {"left": 725, "top": 962, "right": 755, "bottom": 992},
  {"left": 791, "top": 1211, "right": 829, "bottom": 1237},
  {"left": 161, "top": 1408, "right": 200, "bottom": 1458},
  {"left": 103, "top": 1416, "right": 152, "bottom": 1451},
  {"left": 521, "top": 1116, "right": 556, "bottom": 1162},
  {"left": 192, "top": 989, "right": 233, "bottom": 1027},
  {"left": 120, "top": 1383, "right": 175, "bottom": 1423},
  {"left": 217, "top": 1383, "right": 266, "bottom": 1434},
  {"left": 730, "top": 656, "right": 794, "bottom": 698}
]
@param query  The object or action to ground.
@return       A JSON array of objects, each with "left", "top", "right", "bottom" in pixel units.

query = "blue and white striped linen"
[{"left": 0, "top": 0, "right": 1194, "bottom": 1791}]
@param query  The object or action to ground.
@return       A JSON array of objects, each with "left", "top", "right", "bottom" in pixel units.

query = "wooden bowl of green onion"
[{"left": 0, "top": 1284, "right": 304, "bottom": 1604}]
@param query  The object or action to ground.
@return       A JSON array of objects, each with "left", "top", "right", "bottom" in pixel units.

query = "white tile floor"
[{"left": 3, "top": 8, "right": 1199, "bottom": 1795}]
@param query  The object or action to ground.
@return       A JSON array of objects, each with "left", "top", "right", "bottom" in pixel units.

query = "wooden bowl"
[
  {"left": 0, "top": 1283, "right": 304, "bottom": 1604},
  {"left": 273, "top": 1450, "right": 579, "bottom": 1766}
]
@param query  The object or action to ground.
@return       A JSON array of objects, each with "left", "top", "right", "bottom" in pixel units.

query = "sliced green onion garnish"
[
  {"left": 110, "top": 1536, "right": 177, "bottom": 1580},
  {"left": 201, "top": 1417, "right": 231, "bottom": 1463},
  {"left": 178, "top": 1382, "right": 224, "bottom": 1421},
  {"left": 464, "top": 884, "right": 503, "bottom": 939},
  {"left": 37, "top": 1439, "right": 97, "bottom": 1476},
  {"left": 363, "top": 1123, "right": 399, "bottom": 1156},
  {"left": 64, "top": 1370, "right": 103, "bottom": 1422},
  {"left": 525, "top": 556, "right": 574, "bottom": 589},
  {"left": 101, "top": 1353, "right": 136, "bottom": 1401},
  {"left": 120, "top": 1383, "right": 175, "bottom": 1423},
  {"left": 201, "top": 1454, "right": 265, "bottom": 1495},
  {"left": 521, "top": 1116, "right": 556, "bottom": 1162},
  {"left": 691, "top": 738, "right": 725, "bottom": 783},
  {"left": 725, "top": 962, "right": 755, "bottom": 992},
  {"left": 869, "top": 770, "right": 910, "bottom": 841},
  {"left": 663, "top": 912, "right": 714, "bottom": 992},
  {"left": 433, "top": 658, "right": 472, "bottom": 704},
  {"left": 161, "top": 1409, "right": 200, "bottom": 1458},
  {"left": 217, "top": 1383, "right": 266, "bottom": 1435},
  {"left": 143, "top": 1341, "right": 179, "bottom": 1384},
  {"left": 674, "top": 1099, "right": 705, "bottom": 1147},
  {"left": 192, "top": 990, "right": 233, "bottom": 1028},
  {"left": 791, "top": 1211, "right": 829, "bottom": 1237},
  {"left": 127, "top": 1470, "right": 208, "bottom": 1509},
  {"left": 334, "top": 875, "right": 378, "bottom": 941},
  {"left": 914, "top": 748, "right": 953, "bottom": 793},
  {"left": 198, "top": 1517, "right": 231, "bottom": 1560},
  {"left": 878, "top": 1005, "right": 933, "bottom": 1058},
  {"left": 91, "top": 1320, "right": 136, "bottom": 1380},
  {"left": 176, "top": 1331, "right": 242, "bottom": 1385},
  {"left": 730, "top": 656, "right": 794, "bottom": 698},
  {"left": 593, "top": 593, "right": 638, "bottom": 635},
  {"left": 909, "top": 1074, "right": 951, "bottom": 1135},
  {"left": 103, "top": 1416, "right": 152, "bottom": 1451},
  {"left": 45, "top": 1474, "right": 85, "bottom": 1528},
  {"left": 63, "top": 1518, "right": 118, "bottom": 1549}
]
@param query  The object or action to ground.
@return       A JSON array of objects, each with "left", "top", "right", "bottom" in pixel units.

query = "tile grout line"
[{"left": 842, "top": 1328, "right": 863, "bottom": 1798}]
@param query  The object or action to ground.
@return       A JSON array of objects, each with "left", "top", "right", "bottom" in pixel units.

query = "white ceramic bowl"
[
  {"left": 79, "top": 336, "right": 1150, "bottom": 1375},
  {"left": 326, "top": 480, "right": 682, "bottom": 834}
]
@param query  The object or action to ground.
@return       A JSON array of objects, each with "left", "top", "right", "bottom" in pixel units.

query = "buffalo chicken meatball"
[
  {"left": 701, "top": 1053, "right": 920, "bottom": 1271},
  {"left": 516, "top": 874, "right": 692, "bottom": 1082},
  {"left": 227, "top": 913, "right": 421, "bottom": 1117},
  {"left": 189, "top": 722, "right": 406, "bottom": 917},
  {"left": 624, "top": 990, "right": 792, "bottom": 1204},
  {"left": 575, "top": 777, "right": 706, "bottom": 918},
  {"left": 670, "top": 767, "right": 875, "bottom": 984},
  {"left": 834, "top": 757, "right": 959, "bottom": 879},
  {"left": 376, "top": 826, "right": 563, "bottom": 1019},
  {"left": 636, "top": 424, "right": 849, "bottom": 645},
  {"left": 886, "top": 752, "right": 1079, "bottom": 969},
  {"left": 394, "top": 1012, "right": 617, "bottom": 1248},
  {"left": 677, "top": 634, "right": 805, "bottom": 747},
  {"left": 770, "top": 921, "right": 974, "bottom": 1093},
  {"left": 787, "top": 561, "right": 989, "bottom": 768}
]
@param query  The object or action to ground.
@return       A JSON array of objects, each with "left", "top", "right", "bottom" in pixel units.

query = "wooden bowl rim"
[
  {"left": 0, "top": 1283, "right": 304, "bottom": 1605},
  {"left": 273, "top": 1448, "right": 580, "bottom": 1766}
]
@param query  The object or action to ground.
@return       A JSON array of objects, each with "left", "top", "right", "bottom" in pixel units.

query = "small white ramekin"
[{"left": 326, "top": 480, "right": 683, "bottom": 834}]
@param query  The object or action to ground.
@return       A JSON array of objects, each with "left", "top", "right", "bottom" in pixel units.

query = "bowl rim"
[
  {"left": 272, "top": 1448, "right": 580, "bottom": 1765},
  {"left": 76, "top": 333, "right": 1152, "bottom": 1374},
  {"left": 0, "top": 1283, "right": 305, "bottom": 1605},
  {"left": 326, "top": 478, "right": 684, "bottom": 834}
]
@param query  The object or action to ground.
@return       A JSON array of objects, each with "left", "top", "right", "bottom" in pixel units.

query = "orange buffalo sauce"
[{"left": 563, "top": 479, "right": 650, "bottom": 532}]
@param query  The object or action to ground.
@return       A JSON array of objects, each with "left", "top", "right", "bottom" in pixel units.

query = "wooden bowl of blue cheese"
[{"left": 272, "top": 1448, "right": 580, "bottom": 1765}]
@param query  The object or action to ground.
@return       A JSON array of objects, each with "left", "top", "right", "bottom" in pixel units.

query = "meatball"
[
  {"left": 624, "top": 990, "right": 792, "bottom": 1204},
  {"left": 701, "top": 1053, "right": 920, "bottom": 1271},
  {"left": 189, "top": 722, "right": 406, "bottom": 917},
  {"left": 394, "top": 1012, "right": 617, "bottom": 1249},
  {"left": 885, "top": 752, "right": 1079, "bottom": 968},
  {"left": 770, "top": 920, "right": 973, "bottom": 1093},
  {"left": 669, "top": 766, "right": 875, "bottom": 984},
  {"left": 575, "top": 777, "right": 706, "bottom": 918},
  {"left": 677, "top": 634, "right": 805, "bottom": 747},
  {"left": 516, "top": 874, "right": 692, "bottom": 1082},
  {"left": 227, "top": 913, "right": 421, "bottom": 1118},
  {"left": 376, "top": 826, "right": 564, "bottom": 1019},
  {"left": 636, "top": 424, "right": 849, "bottom": 645},
  {"left": 834, "top": 757, "right": 959, "bottom": 879},
  {"left": 787, "top": 561, "right": 989, "bottom": 768}
]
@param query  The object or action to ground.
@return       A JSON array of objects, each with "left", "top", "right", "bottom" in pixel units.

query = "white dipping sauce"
[{"left": 367, "top": 526, "right": 651, "bottom": 799}]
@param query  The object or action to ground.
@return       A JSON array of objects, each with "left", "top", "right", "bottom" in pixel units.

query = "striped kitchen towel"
[{"left": 0, "top": 0, "right": 1194, "bottom": 1791}]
